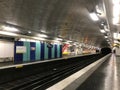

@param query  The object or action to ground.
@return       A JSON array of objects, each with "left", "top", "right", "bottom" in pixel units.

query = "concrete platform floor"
[
  {"left": 0, "top": 61, "right": 13, "bottom": 67},
  {"left": 76, "top": 54, "right": 119, "bottom": 90}
]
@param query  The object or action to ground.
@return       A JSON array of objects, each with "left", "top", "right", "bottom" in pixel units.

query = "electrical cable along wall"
[{"left": 14, "top": 41, "right": 62, "bottom": 63}]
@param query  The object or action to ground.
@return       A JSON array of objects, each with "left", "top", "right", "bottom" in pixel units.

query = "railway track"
[{"left": 0, "top": 54, "right": 105, "bottom": 90}]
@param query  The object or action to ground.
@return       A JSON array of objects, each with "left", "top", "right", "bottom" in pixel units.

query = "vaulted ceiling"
[{"left": 0, "top": 0, "right": 113, "bottom": 47}]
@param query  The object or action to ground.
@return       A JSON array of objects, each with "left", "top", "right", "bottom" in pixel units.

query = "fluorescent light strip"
[
  {"left": 41, "top": 30, "right": 46, "bottom": 33},
  {"left": 53, "top": 40, "right": 61, "bottom": 44},
  {"left": 33, "top": 37, "right": 45, "bottom": 40},
  {"left": 55, "top": 38, "right": 63, "bottom": 41},
  {"left": 90, "top": 13, "right": 99, "bottom": 21},
  {"left": 113, "top": 33, "right": 120, "bottom": 39},
  {"left": 113, "top": 0, "right": 120, "bottom": 5},
  {"left": 114, "top": 40, "right": 118, "bottom": 43},
  {"left": 0, "top": 31, "right": 18, "bottom": 36},
  {"left": 112, "top": 0, "right": 120, "bottom": 24},
  {"left": 67, "top": 40, "right": 72, "bottom": 42},
  {"left": 38, "top": 34, "right": 48, "bottom": 38},
  {"left": 105, "top": 36, "right": 108, "bottom": 38},
  {"left": 101, "top": 23, "right": 104, "bottom": 26},
  {"left": 19, "top": 38, "right": 39, "bottom": 42},
  {"left": 19, "top": 38, "right": 26, "bottom": 41},
  {"left": 114, "top": 33, "right": 117, "bottom": 39},
  {"left": 113, "top": 17, "right": 119, "bottom": 24},
  {"left": 105, "top": 29, "right": 110, "bottom": 31},
  {"left": 28, "top": 31, "right": 31, "bottom": 33},
  {"left": 100, "top": 29, "right": 106, "bottom": 33},
  {"left": 113, "top": 5, "right": 120, "bottom": 17},
  {"left": 2, "top": 26, "right": 19, "bottom": 32}
]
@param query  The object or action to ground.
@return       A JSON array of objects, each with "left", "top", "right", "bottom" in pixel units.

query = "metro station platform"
[
  {"left": 0, "top": 54, "right": 118, "bottom": 90},
  {"left": 47, "top": 54, "right": 119, "bottom": 90},
  {"left": 0, "top": 62, "right": 13, "bottom": 67},
  {"left": 0, "top": 54, "right": 91, "bottom": 68},
  {"left": 76, "top": 54, "right": 119, "bottom": 90}
]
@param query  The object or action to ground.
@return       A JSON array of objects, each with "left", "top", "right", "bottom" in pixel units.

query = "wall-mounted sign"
[
  {"left": 16, "top": 46, "right": 26, "bottom": 53},
  {"left": 31, "top": 47, "right": 35, "bottom": 50}
]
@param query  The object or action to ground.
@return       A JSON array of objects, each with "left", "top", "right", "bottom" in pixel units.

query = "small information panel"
[
  {"left": 31, "top": 47, "right": 35, "bottom": 50},
  {"left": 16, "top": 46, "right": 26, "bottom": 53}
]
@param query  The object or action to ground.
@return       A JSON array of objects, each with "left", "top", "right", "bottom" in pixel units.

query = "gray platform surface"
[
  {"left": 0, "top": 62, "right": 13, "bottom": 67},
  {"left": 76, "top": 54, "right": 119, "bottom": 90},
  {"left": 0, "top": 54, "right": 95, "bottom": 69}
]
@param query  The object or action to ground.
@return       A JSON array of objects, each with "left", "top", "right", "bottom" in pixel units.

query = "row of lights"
[
  {"left": 89, "top": 8, "right": 111, "bottom": 46},
  {"left": 0, "top": 25, "right": 67, "bottom": 44},
  {"left": 0, "top": 25, "right": 49, "bottom": 40},
  {"left": 0, "top": 25, "right": 99, "bottom": 49},
  {"left": 0, "top": 25, "right": 64, "bottom": 44}
]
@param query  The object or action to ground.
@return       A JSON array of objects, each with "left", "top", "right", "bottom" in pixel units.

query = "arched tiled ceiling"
[{"left": 0, "top": 0, "right": 110, "bottom": 47}]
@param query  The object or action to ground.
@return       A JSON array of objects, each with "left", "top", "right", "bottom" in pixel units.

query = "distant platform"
[{"left": 0, "top": 54, "right": 97, "bottom": 70}]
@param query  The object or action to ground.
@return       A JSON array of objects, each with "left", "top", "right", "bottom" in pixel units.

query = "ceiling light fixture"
[
  {"left": 113, "top": 17, "right": 119, "bottom": 24},
  {"left": 114, "top": 40, "right": 119, "bottom": 43},
  {"left": 113, "top": 33, "right": 120, "bottom": 39},
  {"left": 112, "top": 0, "right": 120, "bottom": 24},
  {"left": 105, "top": 29, "right": 110, "bottom": 32},
  {"left": 90, "top": 12, "right": 99, "bottom": 21},
  {"left": 53, "top": 40, "right": 60, "bottom": 44},
  {"left": 33, "top": 37, "right": 45, "bottom": 40},
  {"left": 28, "top": 31, "right": 31, "bottom": 33},
  {"left": 2, "top": 26, "right": 19, "bottom": 32},
  {"left": 41, "top": 30, "right": 46, "bottom": 33},
  {"left": 67, "top": 40, "right": 72, "bottom": 43},
  {"left": 105, "top": 36, "right": 108, "bottom": 38},
  {"left": 101, "top": 23, "right": 104, "bottom": 26},
  {"left": 0, "top": 31, "right": 18, "bottom": 36},
  {"left": 19, "top": 38, "right": 26, "bottom": 41},
  {"left": 113, "top": 0, "right": 120, "bottom": 5},
  {"left": 100, "top": 29, "right": 106, "bottom": 33},
  {"left": 55, "top": 38, "right": 63, "bottom": 41},
  {"left": 113, "top": 33, "right": 118, "bottom": 39},
  {"left": 113, "top": 5, "right": 120, "bottom": 17},
  {"left": 38, "top": 34, "right": 48, "bottom": 38}
]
